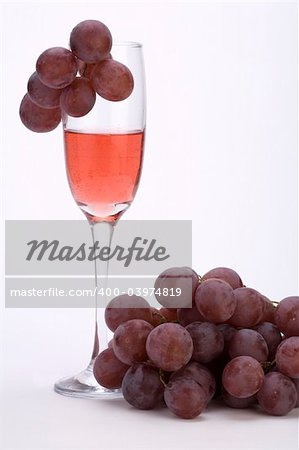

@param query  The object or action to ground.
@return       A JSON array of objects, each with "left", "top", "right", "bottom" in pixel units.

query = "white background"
[{"left": 0, "top": 1, "right": 298, "bottom": 449}]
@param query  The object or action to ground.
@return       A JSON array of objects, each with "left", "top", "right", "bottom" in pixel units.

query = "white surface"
[
  {"left": 2, "top": 387, "right": 299, "bottom": 450},
  {"left": 1, "top": 308, "right": 298, "bottom": 450},
  {"left": 0, "top": 1, "right": 298, "bottom": 449}
]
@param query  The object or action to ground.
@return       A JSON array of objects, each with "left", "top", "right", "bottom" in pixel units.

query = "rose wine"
[{"left": 64, "top": 130, "right": 144, "bottom": 222}]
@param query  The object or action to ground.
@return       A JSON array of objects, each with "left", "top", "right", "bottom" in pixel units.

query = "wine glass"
[{"left": 54, "top": 42, "right": 146, "bottom": 398}]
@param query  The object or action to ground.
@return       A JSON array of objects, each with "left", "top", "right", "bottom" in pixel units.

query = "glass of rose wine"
[{"left": 54, "top": 42, "right": 146, "bottom": 398}]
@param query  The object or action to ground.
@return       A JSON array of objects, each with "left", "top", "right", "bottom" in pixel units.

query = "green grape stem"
[
  {"left": 262, "top": 360, "right": 276, "bottom": 374},
  {"left": 153, "top": 311, "right": 167, "bottom": 325},
  {"left": 159, "top": 369, "right": 167, "bottom": 388}
]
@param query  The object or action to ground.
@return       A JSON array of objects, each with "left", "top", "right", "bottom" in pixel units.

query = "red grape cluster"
[
  {"left": 19, "top": 20, "right": 134, "bottom": 133},
  {"left": 94, "top": 266, "right": 299, "bottom": 419}
]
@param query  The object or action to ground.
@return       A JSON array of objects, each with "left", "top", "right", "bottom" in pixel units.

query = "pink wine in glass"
[
  {"left": 55, "top": 42, "right": 145, "bottom": 399},
  {"left": 64, "top": 130, "right": 144, "bottom": 222}
]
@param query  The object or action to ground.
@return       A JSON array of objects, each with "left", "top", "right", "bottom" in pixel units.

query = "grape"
[
  {"left": 177, "top": 304, "right": 205, "bottom": 326},
  {"left": 27, "top": 72, "right": 62, "bottom": 109},
  {"left": 262, "top": 296, "right": 276, "bottom": 323},
  {"left": 159, "top": 307, "right": 178, "bottom": 322},
  {"left": 276, "top": 337, "right": 299, "bottom": 378},
  {"left": 93, "top": 347, "right": 129, "bottom": 389},
  {"left": 122, "top": 363, "right": 164, "bottom": 410},
  {"left": 291, "top": 378, "right": 299, "bottom": 407},
  {"left": 202, "top": 267, "right": 243, "bottom": 289},
  {"left": 182, "top": 266, "right": 200, "bottom": 291},
  {"left": 275, "top": 296, "right": 299, "bottom": 337},
  {"left": 186, "top": 322, "right": 224, "bottom": 364},
  {"left": 60, "top": 77, "right": 96, "bottom": 117},
  {"left": 112, "top": 319, "right": 153, "bottom": 365},
  {"left": 253, "top": 322, "right": 282, "bottom": 360},
  {"left": 228, "top": 329, "right": 269, "bottom": 363},
  {"left": 36, "top": 47, "right": 77, "bottom": 89},
  {"left": 19, "top": 94, "right": 61, "bottom": 133},
  {"left": 229, "top": 287, "right": 265, "bottom": 328},
  {"left": 195, "top": 279, "right": 236, "bottom": 323},
  {"left": 222, "top": 388, "right": 256, "bottom": 409},
  {"left": 222, "top": 356, "right": 264, "bottom": 398},
  {"left": 257, "top": 372, "right": 297, "bottom": 416},
  {"left": 105, "top": 294, "right": 152, "bottom": 331},
  {"left": 154, "top": 267, "right": 198, "bottom": 309},
  {"left": 70, "top": 20, "right": 112, "bottom": 63},
  {"left": 164, "top": 378, "right": 206, "bottom": 419},
  {"left": 146, "top": 323, "right": 193, "bottom": 371},
  {"left": 217, "top": 324, "right": 237, "bottom": 355},
  {"left": 170, "top": 361, "right": 216, "bottom": 402},
  {"left": 91, "top": 60, "right": 134, "bottom": 102}
]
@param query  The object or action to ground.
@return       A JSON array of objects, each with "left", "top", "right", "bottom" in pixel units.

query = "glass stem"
[{"left": 89, "top": 221, "right": 115, "bottom": 361}]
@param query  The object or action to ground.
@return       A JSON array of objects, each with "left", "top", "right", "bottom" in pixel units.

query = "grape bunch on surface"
[
  {"left": 19, "top": 19, "right": 134, "bottom": 133},
  {"left": 93, "top": 266, "right": 299, "bottom": 419}
]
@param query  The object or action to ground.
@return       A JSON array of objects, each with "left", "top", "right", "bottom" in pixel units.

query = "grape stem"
[
  {"left": 262, "top": 360, "right": 276, "bottom": 373},
  {"left": 152, "top": 311, "right": 167, "bottom": 325},
  {"left": 159, "top": 369, "right": 167, "bottom": 388},
  {"left": 270, "top": 300, "right": 279, "bottom": 307}
]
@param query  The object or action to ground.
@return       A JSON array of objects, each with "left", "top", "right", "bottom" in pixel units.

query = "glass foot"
[{"left": 54, "top": 361, "right": 123, "bottom": 399}]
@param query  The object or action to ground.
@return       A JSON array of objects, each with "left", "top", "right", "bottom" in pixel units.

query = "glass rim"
[{"left": 113, "top": 41, "right": 143, "bottom": 48}]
